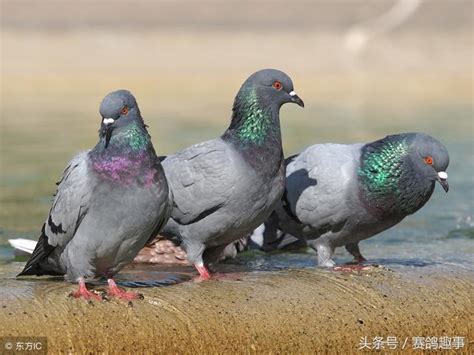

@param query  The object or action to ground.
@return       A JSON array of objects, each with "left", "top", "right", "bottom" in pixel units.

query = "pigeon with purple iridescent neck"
[
  {"left": 160, "top": 69, "right": 304, "bottom": 279},
  {"left": 18, "top": 90, "right": 170, "bottom": 301},
  {"left": 258, "top": 133, "right": 449, "bottom": 267}
]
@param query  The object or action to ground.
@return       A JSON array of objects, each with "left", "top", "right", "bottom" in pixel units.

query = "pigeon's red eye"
[
  {"left": 424, "top": 156, "right": 434, "bottom": 165},
  {"left": 272, "top": 81, "right": 283, "bottom": 90},
  {"left": 121, "top": 106, "right": 129, "bottom": 115}
]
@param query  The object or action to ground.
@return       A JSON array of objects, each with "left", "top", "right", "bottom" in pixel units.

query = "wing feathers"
[{"left": 18, "top": 152, "right": 92, "bottom": 276}]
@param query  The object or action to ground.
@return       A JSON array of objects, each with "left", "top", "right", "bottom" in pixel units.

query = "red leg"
[
  {"left": 194, "top": 263, "right": 211, "bottom": 280},
  {"left": 107, "top": 279, "right": 143, "bottom": 301},
  {"left": 70, "top": 277, "right": 101, "bottom": 300}
]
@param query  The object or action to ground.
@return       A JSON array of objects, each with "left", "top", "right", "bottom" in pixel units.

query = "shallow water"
[{"left": 1, "top": 115, "right": 473, "bottom": 272}]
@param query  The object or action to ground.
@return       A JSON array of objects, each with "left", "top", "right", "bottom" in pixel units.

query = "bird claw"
[
  {"left": 107, "top": 279, "right": 143, "bottom": 301},
  {"left": 107, "top": 288, "right": 143, "bottom": 301},
  {"left": 68, "top": 277, "right": 102, "bottom": 301},
  {"left": 194, "top": 263, "right": 212, "bottom": 280},
  {"left": 68, "top": 289, "right": 102, "bottom": 301}
]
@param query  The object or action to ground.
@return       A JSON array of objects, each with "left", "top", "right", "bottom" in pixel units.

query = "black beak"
[
  {"left": 100, "top": 119, "right": 115, "bottom": 149},
  {"left": 104, "top": 124, "right": 114, "bottom": 148},
  {"left": 100, "top": 118, "right": 115, "bottom": 149},
  {"left": 289, "top": 91, "right": 304, "bottom": 108},
  {"left": 437, "top": 178, "right": 449, "bottom": 193}
]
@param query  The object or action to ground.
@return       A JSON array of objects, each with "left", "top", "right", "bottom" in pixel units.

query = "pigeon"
[
  {"left": 262, "top": 133, "right": 449, "bottom": 267},
  {"left": 160, "top": 69, "right": 304, "bottom": 279},
  {"left": 18, "top": 90, "right": 170, "bottom": 300}
]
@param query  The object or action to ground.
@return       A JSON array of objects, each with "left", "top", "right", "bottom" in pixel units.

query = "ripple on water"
[
  {"left": 90, "top": 269, "right": 192, "bottom": 288},
  {"left": 0, "top": 263, "right": 193, "bottom": 307}
]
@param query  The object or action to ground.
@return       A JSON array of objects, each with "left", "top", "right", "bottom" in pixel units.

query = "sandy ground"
[{"left": 1, "top": 263, "right": 472, "bottom": 353}]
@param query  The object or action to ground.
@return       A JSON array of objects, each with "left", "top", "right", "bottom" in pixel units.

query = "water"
[{"left": 0, "top": 100, "right": 473, "bottom": 274}]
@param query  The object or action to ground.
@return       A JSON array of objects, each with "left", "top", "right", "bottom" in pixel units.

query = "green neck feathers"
[
  {"left": 358, "top": 135, "right": 434, "bottom": 217},
  {"left": 121, "top": 122, "right": 151, "bottom": 151},
  {"left": 229, "top": 87, "right": 276, "bottom": 145},
  {"left": 100, "top": 120, "right": 152, "bottom": 154},
  {"left": 358, "top": 138, "right": 410, "bottom": 195}
]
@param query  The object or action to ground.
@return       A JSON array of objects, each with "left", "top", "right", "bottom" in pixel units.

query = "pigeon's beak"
[
  {"left": 289, "top": 91, "right": 304, "bottom": 108},
  {"left": 102, "top": 118, "right": 115, "bottom": 148},
  {"left": 436, "top": 171, "right": 449, "bottom": 193}
]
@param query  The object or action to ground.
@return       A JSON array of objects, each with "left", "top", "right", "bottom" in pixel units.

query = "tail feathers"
[
  {"left": 17, "top": 226, "right": 60, "bottom": 277},
  {"left": 8, "top": 238, "right": 37, "bottom": 254}
]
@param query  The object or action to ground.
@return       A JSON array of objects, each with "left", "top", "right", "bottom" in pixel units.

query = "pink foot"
[
  {"left": 107, "top": 279, "right": 143, "bottom": 301},
  {"left": 69, "top": 278, "right": 101, "bottom": 301},
  {"left": 194, "top": 263, "right": 212, "bottom": 280}
]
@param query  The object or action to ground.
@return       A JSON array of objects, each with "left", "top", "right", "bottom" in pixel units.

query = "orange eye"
[
  {"left": 424, "top": 156, "right": 434, "bottom": 165},
  {"left": 272, "top": 81, "right": 283, "bottom": 90},
  {"left": 121, "top": 106, "right": 129, "bottom": 115}
]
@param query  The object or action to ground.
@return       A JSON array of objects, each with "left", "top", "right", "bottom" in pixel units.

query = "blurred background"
[{"left": 1, "top": 0, "right": 472, "bottom": 263}]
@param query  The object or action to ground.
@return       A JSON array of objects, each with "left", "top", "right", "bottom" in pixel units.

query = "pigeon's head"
[
  {"left": 240, "top": 69, "right": 304, "bottom": 109},
  {"left": 410, "top": 133, "right": 450, "bottom": 192},
  {"left": 99, "top": 90, "right": 142, "bottom": 148}
]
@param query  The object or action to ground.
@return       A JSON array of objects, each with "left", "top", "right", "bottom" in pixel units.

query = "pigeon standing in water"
[
  {"left": 160, "top": 69, "right": 304, "bottom": 279},
  {"left": 18, "top": 90, "right": 170, "bottom": 300},
  {"left": 264, "top": 133, "right": 449, "bottom": 267}
]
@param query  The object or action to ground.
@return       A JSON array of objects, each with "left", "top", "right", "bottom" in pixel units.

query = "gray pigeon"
[
  {"left": 262, "top": 133, "right": 449, "bottom": 267},
  {"left": 18, "top": 90, "right": 170, "bottom": 300},
  {"left": 160, "top": 69, "right": 304, "bottom": 279}
]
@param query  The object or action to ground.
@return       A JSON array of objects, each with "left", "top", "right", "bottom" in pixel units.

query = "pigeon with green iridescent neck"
[
  {"left": 262, "top": 133, "right": 449, "bottom": 267},
  {"left": 160, "top": 69, "right": 304, "bottom": 279},
  {"left": 18, "top": 90, "right": 170, "bottom": 300}
]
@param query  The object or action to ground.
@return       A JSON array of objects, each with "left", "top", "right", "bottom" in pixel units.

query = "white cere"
[{"left": 438, "top": 171, "right": 448, "bottom": 180}]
